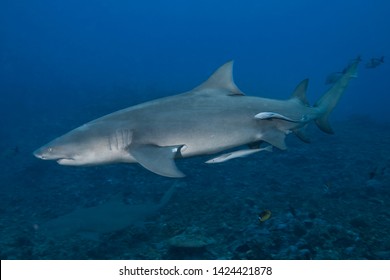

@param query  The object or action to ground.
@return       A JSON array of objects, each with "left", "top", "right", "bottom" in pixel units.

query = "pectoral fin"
[{"left": 128, "top": 144, "right": 185, "bottom": 178}]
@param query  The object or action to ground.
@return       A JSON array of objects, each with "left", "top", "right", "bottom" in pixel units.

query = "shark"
[
  {"left": 40, "top": 184, "right": 176, "bottom": 238},
  {"left": 34, "top": 59, "right": 360, "bottom": 177}
]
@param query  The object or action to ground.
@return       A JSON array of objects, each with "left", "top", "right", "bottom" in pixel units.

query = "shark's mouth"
[
  {"left": 33, "top": 151, "right": 46, "bottom": 159},
  {"left": 57, "top": 158, "right": 76, "bottom": 165}
]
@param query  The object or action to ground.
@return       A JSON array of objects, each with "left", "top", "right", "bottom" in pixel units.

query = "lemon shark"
[
  {"left": 40, "top": 184, "right": 176, "bottom": 238},
  {"left": 34, "top": 59, "right": 360, "bottom": 177}
]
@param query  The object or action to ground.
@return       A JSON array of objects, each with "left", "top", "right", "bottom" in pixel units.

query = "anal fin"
[
  {"left": 293, "top": 125, "right": 311, "bottom": 143},
  {"left": 262, "top": 130, "right": 287, "bottom": 150}
]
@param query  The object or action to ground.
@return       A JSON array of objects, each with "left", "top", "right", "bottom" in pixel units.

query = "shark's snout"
[
  {"left": 33, "top": 147, "right": 75, "bottom": 164},
  {"left": 33, "top": 146, "right": 60, "bottom": 161},
  {"left": 33, "top": 148, "right": 45, "bottom": 159}
]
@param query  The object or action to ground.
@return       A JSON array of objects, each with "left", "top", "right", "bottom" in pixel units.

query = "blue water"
[{"left": 1, "top": 0, "right": 389, "bottom": 259}]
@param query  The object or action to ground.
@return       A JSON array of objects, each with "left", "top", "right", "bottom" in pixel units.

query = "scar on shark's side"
[{"left": 34, "top": 58, "right": 360, "bottom": 177}]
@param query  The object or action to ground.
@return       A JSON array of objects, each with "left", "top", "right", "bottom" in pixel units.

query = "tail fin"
[{"left": 314, "top": 58, "right": 360, "bottom": 134}]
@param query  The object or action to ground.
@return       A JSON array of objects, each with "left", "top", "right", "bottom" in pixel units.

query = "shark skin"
[{"left": 34, "top": 59, "right": 360, "bottom": 177}]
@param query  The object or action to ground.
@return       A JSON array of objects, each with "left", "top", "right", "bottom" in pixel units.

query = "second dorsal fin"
[{"left": 290, "top": 79, "right": 309, "bottom": 105}]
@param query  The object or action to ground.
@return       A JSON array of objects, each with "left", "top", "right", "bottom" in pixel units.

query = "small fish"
[
  {"left": 258, "top": 210, "right": 272, "bottom": 222},
  {"left": 365, "top": 56, "right": 384, "bottom": 69},
  {"left": 323, "top": 180, "right": 332, "bottom": 194}
]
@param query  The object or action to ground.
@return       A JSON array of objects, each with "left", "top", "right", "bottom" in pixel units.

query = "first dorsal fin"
[
  {"left": 194, "top": 61, "right": 244, "bottom": 96},
  {"left": 291, "top": 79, "right": 309, "bottom": 105}
]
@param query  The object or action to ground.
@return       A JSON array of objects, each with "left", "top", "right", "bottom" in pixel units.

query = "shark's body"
[{"left": 34, "top": 60, "right": 360, "bottom": 177}]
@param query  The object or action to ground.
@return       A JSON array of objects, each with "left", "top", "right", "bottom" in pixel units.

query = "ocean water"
[{"left": 0, "top": 0, "right": 389, "bottom": 259}]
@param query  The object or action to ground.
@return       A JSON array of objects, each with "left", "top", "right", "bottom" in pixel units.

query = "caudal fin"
[{"left": 314, "top": 58, "right": 360, "bottom": 134}]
